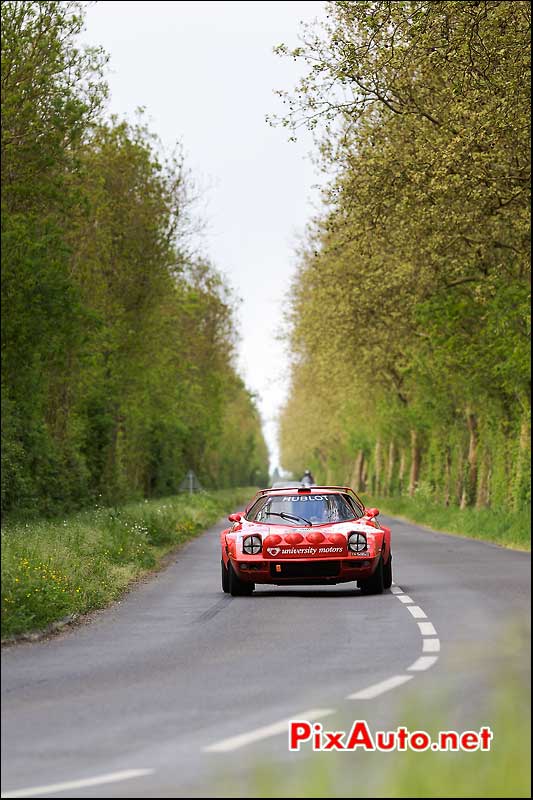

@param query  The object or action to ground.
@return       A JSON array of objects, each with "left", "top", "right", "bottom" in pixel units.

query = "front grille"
[{"left": 269, "top": 560, "right": 341, "bottom": 579}]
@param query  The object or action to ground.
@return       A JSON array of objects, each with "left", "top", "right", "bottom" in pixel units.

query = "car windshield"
[{"left": 246, "top": 493, "right": 361, "bottom": 526}]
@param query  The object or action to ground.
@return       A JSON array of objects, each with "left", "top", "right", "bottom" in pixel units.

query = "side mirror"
[
  {"left": 228, "top": 513, "right": 242, "bottom": 523},
  {"left": 365, "top": 507, "right": 380, "bottom": 518}
]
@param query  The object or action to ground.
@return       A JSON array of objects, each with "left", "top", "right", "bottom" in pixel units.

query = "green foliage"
[
  {"left": 276, "top": 1, "right": 530, "bottom": 538},
  {"left": 1, "top": 487, "right": 255, "bottom": 637},
  {"left": 1, "top": 2, "right": 268, "bottom": 516}
]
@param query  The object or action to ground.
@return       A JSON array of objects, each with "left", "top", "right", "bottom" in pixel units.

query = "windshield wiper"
[{"left": 264, "top": 511, "right": 312, "bottom": 526}]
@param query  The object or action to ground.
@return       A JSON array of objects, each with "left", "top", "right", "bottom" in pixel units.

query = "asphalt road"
[{"left": 1, "top": 514, "right": 530, "bottom": 798}]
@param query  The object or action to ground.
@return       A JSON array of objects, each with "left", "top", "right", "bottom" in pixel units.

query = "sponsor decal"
[{"left": 281, "top": 496, "right": 328, "bottom": 502}]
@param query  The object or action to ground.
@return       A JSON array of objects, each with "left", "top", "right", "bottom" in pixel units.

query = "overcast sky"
[{"left": 82, "top": 0, "right": 326, "bottom": 471}]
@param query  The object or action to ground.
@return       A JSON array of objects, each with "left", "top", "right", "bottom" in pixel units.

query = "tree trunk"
[
  {"left": 456, "top": 446, "right": 465, "bottom": 507},
  {"left": 359, "top": 452, "right": 366, "bottom": 492},
  {"left": 513, "top": 416, "right": 531, "bottom": 511},
  {"left": 408, "top": 429, "right": 421, "bottom": 497},
  {"left": 374, "top": 438, "right": 382, "bottom": 496},
  {"left": 461, "top": 409, "right": 478, "bottom": 508},
  {"left": 361, "top": 459, "right": 368, "bottom": 493},
  {"left": 386, "top": 440, "right": 396, "bottom": 496},
  {"left": 398, "top": 448, "right": 406, "bottom": 495},
  {"left": 476, "top": 451, "right": 491, "bottom": 509},
  {"left": 443, "top": 445, "right": 452, "bottom": 507},
  {"left": 351, "top": 450, "right": 365, "bottom": 492}
]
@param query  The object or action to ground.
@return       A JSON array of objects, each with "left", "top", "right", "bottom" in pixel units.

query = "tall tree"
[
  {"left": 1, "top": 2, "right": 268, "bottom": 515},
  {"left": 276, "top": 1, "right": 530, "bottom": 513}
]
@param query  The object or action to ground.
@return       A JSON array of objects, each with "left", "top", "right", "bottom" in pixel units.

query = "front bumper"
[{"left": 230, "top": 555, "right": 380, "bottom": 585}]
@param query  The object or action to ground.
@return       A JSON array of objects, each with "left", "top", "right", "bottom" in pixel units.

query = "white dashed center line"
[
  {"left": 1, "top": 770, "right": 154, "bottom": 799},
  {"left": 406, "top": 605, "right": 427, "bottom": 619},
  {"left": 423, "top": 638, "right": 441, "bottom": 652},
  {"left": 205, "top": 581, "right": 443, "bottom": 752},
  {"left": 408, "top": 655, "right": 440, "bottom": 671},
  {"left": 392, "top": 586, "right": 440, "bottom": 667},
  {"left": 203, "top": 708, "right": 335, "bottom": 752},
  {"left": 417, "top": 621, "right": 437, "bottom": 636},
  {"left": 397, "top": 594, "right": 414, "bottom": 603},
  {"left": 346, "top": 674, "right": 413, "bottom": 700}
]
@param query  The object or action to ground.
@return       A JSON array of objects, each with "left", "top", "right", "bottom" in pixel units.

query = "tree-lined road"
[{"left": 1, "top": 516, "right": 530, "bottom": 798}]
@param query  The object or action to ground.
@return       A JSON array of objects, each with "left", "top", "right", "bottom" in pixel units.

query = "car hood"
[{"left": 235, "top": 519, "right": 381, "bottom": 559}]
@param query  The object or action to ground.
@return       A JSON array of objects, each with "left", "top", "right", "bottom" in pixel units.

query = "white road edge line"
[
  {"left": 346, "top": 674, "right": 413, "bottom": 700},
  {"left": 1, "top": 769, "right": 154, "bottom": 799},
  {"left": 417, "top": 621, "right": 437, "bottom": 636},
  {"left": 396, "top": 594, "right": 414, "bottom": 604},
  {"left": 423, "top": 638, "right": 441, "bottom": 653},
  {"left": 203, "top": 708, "right": 335, "bottom": 753},
  {"left": 406, "top": 605, "right": 427, "bottom": 619},
  {"left": 408, "top": 656, "right": 439, "bottom": 671},
  {"left": 390, "top": 586, "right": 403, "bottom": 594}
]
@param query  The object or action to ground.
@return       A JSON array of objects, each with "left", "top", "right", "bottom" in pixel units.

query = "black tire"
[
  {"left": 358, "top": 556, "right": 384, "bottom": 595},
  {"left": 221, "top": 559, "right": 229, "bottom": 593},
  {"left": 228, "top": 562, "right": 254, "bottom": 596},
  {"left": 383, "top": 553, "right": 393, "bottom": 590}
]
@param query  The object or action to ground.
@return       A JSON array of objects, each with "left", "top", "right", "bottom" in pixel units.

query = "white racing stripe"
[
  {"left": 408, "top": 656, "right": 439, "bottom": 671},
  {"left": 204, "top": 708, "right": 335, "bottom": 752},
  {"left": 417, "top": 621, "right": 437, "bottom": 636},
  {"left": 1, "top": 770, "right": 154, "bottom": 799},
  {"left": 406, "top": 605, "right": 427, "bottom": 619},
  {"left": 423, "top": 638, "right": 441, "bottom": 653},
  {"left": 347, "top": 674, "right": 414, "bottom": 700}
]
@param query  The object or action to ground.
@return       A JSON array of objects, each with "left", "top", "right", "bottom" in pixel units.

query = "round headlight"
[
  {"left": 348, "top": 531, "right": 367, "bottom": 553},
  {"left": 243, "top": 535, "right": 262, "bottom": 555}
]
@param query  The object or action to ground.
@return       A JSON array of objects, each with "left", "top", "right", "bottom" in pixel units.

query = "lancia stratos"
[{"left": 220, "top": 486, "right": 392, "bottom": 596}]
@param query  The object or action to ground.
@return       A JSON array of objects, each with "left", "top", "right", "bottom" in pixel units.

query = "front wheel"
[
  {"left": 383, "top": 553, "right": 393, "bottom": 589},
  {"left": 358, "top": 556, "right": 384, "bottom": 595},
  {"left": 221, "top": 559, "right": 229, "bottom": 593},
  {"left": 228, "top": 562, "right": 254, "bottom": 596}
]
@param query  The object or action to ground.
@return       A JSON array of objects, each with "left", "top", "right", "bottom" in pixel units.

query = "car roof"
[
  {"left": 261, "top": 485, "right": 350, "bottom": 495},
  {"left": 245, "top": 485, "right": 365, "bottom": 514},
  {"left": 255, "top": 485, "right": 364, "bottom": 501}
]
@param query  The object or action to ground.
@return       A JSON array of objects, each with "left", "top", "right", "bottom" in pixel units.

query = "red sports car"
[{"left": 220, "top": 485, "right": 392, "bottom": 596}]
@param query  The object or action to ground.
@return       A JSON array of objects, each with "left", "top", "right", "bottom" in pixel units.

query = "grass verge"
[
  {"left": 1, "top": 487, "right": 254, "bottom": 639},
  {"left": 362, "top": 494, "right": 531, "bottom": 551}
]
